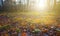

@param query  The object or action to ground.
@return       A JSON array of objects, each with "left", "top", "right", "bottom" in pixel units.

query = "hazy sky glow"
[{"left": 35, "top": 0, "right": 47, "bottom": 10}]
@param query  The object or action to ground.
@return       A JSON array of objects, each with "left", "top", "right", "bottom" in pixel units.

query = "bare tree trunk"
[
  {"left": 48, "top": 0, "right": 50, "bottom": 7},
  {"left": 54, "top": 0, "right": 56, "bottom": 6},
  {"left": 47, "top": 0, "right": 51, "bottom": 11},
  {"left": 27, "top": 0, "right": 29, "bottom": 11}
]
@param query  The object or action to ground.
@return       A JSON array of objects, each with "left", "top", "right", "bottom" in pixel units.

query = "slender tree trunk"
[
  {"left": 27, "top": 0, "right": 29, "bottom": 11},
  {"left": 1, "top": 0, "right": 3, "bottom": 6},
  {"left": 54, "top": 0, "right": 56, "bottom": 6},
  {"left": 47, "top": 0, "right": 50, "bottom": 9}
]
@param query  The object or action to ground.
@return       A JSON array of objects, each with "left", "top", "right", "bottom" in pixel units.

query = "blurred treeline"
[
  {"left": 0, "top": 0, "right": 60, "bottom": 12},
  {"left": 0, "top": 0, "right": 30, "bottom": 12}
]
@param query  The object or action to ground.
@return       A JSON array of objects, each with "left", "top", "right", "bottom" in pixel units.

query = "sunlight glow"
[{"left": 35, "top": 0, "right": 47, "bottom": 10}]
